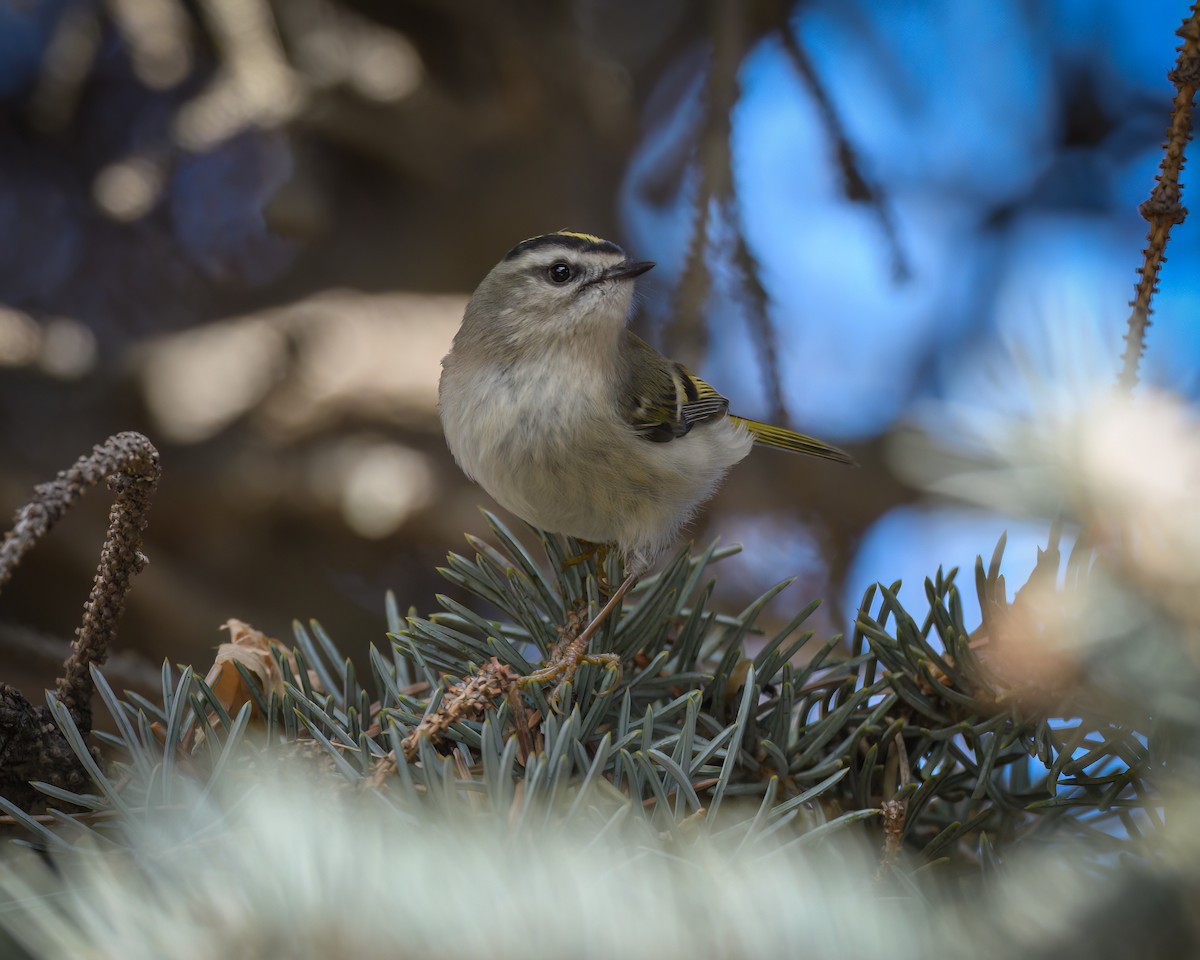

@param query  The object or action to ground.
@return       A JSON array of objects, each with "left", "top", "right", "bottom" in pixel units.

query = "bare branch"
[
  {"left": 778, "top": 23, "right": 910, "bottom": 283},
  {"left": 0, "top": 432, "right": 160, "bottom": 727},
  {"left": 1118, "top": 4, "right": 1200, "bottom": 392}
]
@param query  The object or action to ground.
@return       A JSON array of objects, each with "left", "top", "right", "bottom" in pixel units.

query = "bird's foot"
[
  {"left": 520, "top": 645, "right": 621, "bottom": 695},
  {"left": 594, "top": 544, "right": 616, "bottom": 595},
  {"left": 562, "top": 541, "right": 600, "bottom": 569},
  {"left": 519, "top": 572, "right": 638, "bottom": 699},
  {"left": 561, "top": 542, "right": 615, "bottom": 595},
  {"left": 519, "top": 609, "right": 622, "bottom": 692}
]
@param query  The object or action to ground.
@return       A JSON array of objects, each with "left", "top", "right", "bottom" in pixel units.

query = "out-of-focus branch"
[
  {"left": 730, "top": 226, "right": 788, "bottom": 425},
  {"left": 778, "top": 22, "right": 910, "bottom": 283},
  {"left": 0, "top": 432, "right": 160, "bottom": 726},
  {"left": 0, "top": 433, "right": 159, "bottom": 811},
  {"left": 669, "top": 0, "right": 789, "bottom": 424},
  {"left": 1117, "top": 3, "right": 1200, "bottom": 393},
  {"left": 666, "top": 0, "right": 741, "bottom": 371}
]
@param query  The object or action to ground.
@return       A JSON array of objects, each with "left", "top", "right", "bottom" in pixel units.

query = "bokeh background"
[{"left": 0, "top": 0, "right": 1196, "bottom": 697}]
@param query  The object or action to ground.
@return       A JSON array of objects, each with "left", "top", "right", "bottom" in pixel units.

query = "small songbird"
[{"left": 439, "top": 231, "right": 852, "bottom": 676}]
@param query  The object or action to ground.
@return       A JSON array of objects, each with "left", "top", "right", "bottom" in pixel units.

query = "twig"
[
  {"left": 778, "top": 22, "right": 910, "bottom": 283},
  {"left": 730, "top": 228, "right": 788, "bottom": 425},
  {"left": 400, "top": 657, "right": 520, "bottom": 762},
  {"left": 0, "top": 432, "right": 160, "bottom": 728},
  {"left": 666, "top": 0, "right": 742, "bottom": 370},
  {"left": 878, "top": 732, "right": 910, "bottom": 875},
  {"left": 669, "top": 0, "right": 792, "bottom": 424},
  {"left": 670, "top": 193, "right": 714, "bottom": 367},
  {"left": 0, "top": 433, "right": 159, "bottom": 811},
  {"left": 1117, "top": 4, "right": 1200, "bottom": 393}
]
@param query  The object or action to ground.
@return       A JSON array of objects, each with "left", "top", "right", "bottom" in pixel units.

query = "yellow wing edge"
[{"left": 730, "top": 416, "right": 856, "bottom": 465}]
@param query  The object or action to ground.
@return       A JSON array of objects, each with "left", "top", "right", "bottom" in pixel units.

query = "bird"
[{"left": 439, "top": 231, "right": 852, "bottom": 683}]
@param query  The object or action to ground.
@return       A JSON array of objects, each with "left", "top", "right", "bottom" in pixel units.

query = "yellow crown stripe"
[
  {"left": 504, "top": 231, "right": 623, "bottom": 261},
  {"left": 515, "top": 230, "right": 610, "bottom": 246},
  {"left": 555, "top": 230, "right": 607, "bottom": 244}
]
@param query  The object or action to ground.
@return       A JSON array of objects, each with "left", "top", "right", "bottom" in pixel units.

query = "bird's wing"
[
  {"left": 619, "top": 335, "right": 729, "bottom": 442},
  {"left": 619, "top": 333, "right": 855, "bottom": 464}
]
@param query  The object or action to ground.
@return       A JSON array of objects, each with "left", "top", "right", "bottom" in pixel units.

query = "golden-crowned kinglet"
[{"left": 438, "top": 231, "right": 853, "bottom": 578}]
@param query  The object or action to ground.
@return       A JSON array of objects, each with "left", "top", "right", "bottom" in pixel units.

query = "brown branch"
[
  {"left": 0, "top": 432, "right": 160, "bottom": 728},
  {"left": 878, "top": 732, "right": 910, "bottom": 876},
  {"left": 1118, "top": 4, "right": 1200, "bottom": 393},
  {"left": 666, "top": 0, "right": 743, "bottom": 370},
  {"left": 374, "top": 602, "right": 616, "bottom": 783},
  {"left": 670, "top": 0, "right": 793, "bottom": 424},
  {"left": 778, "top": 23, "right": 910, "bottom": 283},
  {"left": 730, "top": 227, "right": 788, "bottom": 425},
  {"left": 0, "top": 432, "right": 159, "bottom": 810},
  {"left": 671, "top": 189, "right": 716, "bottom": 371},
  {"left": 400, "top": 657, "right": 520, "bottom": 762}
]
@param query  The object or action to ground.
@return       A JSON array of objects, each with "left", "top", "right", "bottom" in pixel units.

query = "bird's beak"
[{"left": 601, "top": 259, "right": 655, "bottom": 282}]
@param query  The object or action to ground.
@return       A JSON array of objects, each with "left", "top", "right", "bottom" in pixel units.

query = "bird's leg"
[{"left": 520, "top": 571, "right": 637, "bottom": 691}]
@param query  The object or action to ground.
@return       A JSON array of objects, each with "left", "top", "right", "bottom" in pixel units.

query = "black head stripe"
[{"left": 504, "top": 231, "right": 625, "bottom": 261}]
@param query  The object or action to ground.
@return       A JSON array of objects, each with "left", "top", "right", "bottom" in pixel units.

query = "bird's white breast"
[{"left": 439, "top": 351, "right": 753, "bottom": 570}]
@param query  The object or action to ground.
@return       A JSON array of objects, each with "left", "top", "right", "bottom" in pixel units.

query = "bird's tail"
[{"left": 730, "top": 416, "right": 856, "bottom": 465}]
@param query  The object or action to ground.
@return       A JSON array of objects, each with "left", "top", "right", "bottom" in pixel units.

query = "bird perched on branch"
[{"left": 439, "top": 231, "right": 852, "bottom": 682}]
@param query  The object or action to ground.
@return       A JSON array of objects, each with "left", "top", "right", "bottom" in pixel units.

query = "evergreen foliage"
[{"left": 0, "top": 514, "right": 1156, "bottom": 873}]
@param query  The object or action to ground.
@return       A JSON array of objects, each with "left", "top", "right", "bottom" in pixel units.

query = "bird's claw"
[
  {"left": 561, "top": 542, "right": 615, "bottom": 595},
  {"left": 520, "top": 649, "right": 621, "bottom": 690},
  {"left": 519, "top": 571, "right": 637, "bottom": 703}
]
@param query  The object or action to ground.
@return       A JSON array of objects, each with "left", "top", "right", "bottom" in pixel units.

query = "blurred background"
[{"left": 0, "top": 0, "right": 1196, "bottom": 696}]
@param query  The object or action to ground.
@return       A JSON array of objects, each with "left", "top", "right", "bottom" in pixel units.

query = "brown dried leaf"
[
  {"left": 189, "top": 619, "right": 324, "bottom": 751},
  {"left": 206, "top": 619, "right": 286, "bottom": 720}
]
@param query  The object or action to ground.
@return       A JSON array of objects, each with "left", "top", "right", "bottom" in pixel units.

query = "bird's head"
[{"left": 456, "top": 232, "right": 655, "bottom": 356}]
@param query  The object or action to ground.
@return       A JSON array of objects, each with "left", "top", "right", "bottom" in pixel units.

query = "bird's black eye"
[{"left": 548, "top": 261, "right": 573, "bottom": 283}]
